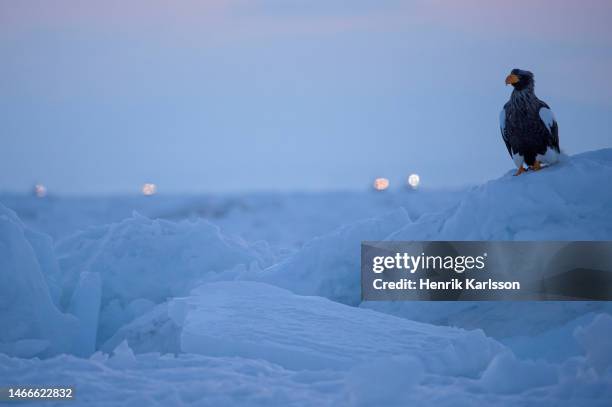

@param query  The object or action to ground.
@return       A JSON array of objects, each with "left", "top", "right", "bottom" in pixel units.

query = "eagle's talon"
[
  {"left": 529, "top": 161, "right": 542, "bottom": 171},
  {"left": 514, "top": 166, "right": 527, "bottom": 176}
]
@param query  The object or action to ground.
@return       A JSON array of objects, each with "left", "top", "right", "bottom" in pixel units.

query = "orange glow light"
[
  {"left": 142, "top": 183, "right": 157, "bottom": 196},
  {"left": 373, "top": 178, "right": 389, "bottom": 191}
]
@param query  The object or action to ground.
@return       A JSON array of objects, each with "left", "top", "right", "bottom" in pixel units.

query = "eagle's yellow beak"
[{"left": 505, "top": 74, "right": 519, "bottom": 85}]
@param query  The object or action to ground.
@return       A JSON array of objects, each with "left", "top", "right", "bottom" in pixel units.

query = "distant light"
[
  {"left": 142, "top": 183, "right": 157, "bottom": 196},
  {"left": 407, "top": 174, "right": 420, "bottom": 189},
  {"left": 373, "top": 177, "right": 390, "bottom": 191},
  {"left": 33, "top": 184, "right": 47, "bottom": 198}
]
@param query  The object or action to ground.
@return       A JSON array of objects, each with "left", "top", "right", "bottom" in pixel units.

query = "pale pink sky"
[
  {"left": 2, "top": 1, "right": 611, "bottom": 40},
  {"left": 1, "top": 1, "right": 611, "bottom": 193}
]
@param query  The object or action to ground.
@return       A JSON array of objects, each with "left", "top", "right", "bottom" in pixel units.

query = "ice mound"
[
  {"left": 390, "top": 149, "right": 612, "bottom": 240},
  {"left": 54, "top": 213, "right": 275, "bottom": 343},
  {"left": 250, "top": 150, "right": 612, "bottom": 310},
  {"left": 234, "top": 150, "right": 612, "bottom": 349},
  {"left": 106, "top": 281, "right": 503, "bottom": 377},
  {"left": 251, "top": 209, "right": 410, "bottom": 305},
  {"left": 366, "top": 147, "right": 612, "bottom": 351},
  {"left": 0, "top": 204, "right": 77, "bottom": 357}
]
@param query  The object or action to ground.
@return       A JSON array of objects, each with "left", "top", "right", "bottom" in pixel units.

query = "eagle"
[{"left": 500, "top": 69, "right": 560, "bottom": 176}]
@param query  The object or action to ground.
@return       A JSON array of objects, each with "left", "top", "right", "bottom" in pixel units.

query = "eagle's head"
[{"left": 505, "top": 68, "right": 534, "bottom": 91}]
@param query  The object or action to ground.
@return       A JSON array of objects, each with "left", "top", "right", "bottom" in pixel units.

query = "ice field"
[{"left": 1, "top": 149, "right": 612, "bottom": 406}]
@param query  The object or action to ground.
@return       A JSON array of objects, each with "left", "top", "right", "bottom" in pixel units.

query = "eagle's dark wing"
[
  {"left": 538, "top": 102, "right": 560, "bottom": 152},
  {"left": 499, "top": 105, "right": 512, "bottom": 157}
]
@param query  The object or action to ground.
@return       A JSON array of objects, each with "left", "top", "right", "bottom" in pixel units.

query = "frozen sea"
[{"left": 1, "top": 149, "right": 612, "bottom": 406}]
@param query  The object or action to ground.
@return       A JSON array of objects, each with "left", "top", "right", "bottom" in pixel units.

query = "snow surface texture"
[
  {"left": 1, "top": 149, "right": 612, "bottom": 406},
  {"left": 1, "top": 316, "right": 611, "bottom": 406},
  {"left": 106, "top": 282, "right": 502, "bottom": 376}
]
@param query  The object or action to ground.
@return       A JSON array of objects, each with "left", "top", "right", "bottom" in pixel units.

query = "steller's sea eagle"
[{"left": 500, "top": 68, "right": 560, "bottom": 176}]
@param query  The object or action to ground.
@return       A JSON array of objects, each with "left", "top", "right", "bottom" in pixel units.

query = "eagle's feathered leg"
[
  {"left": 529, "top": 161, "right": 542, "bottom": 171},
  {"left": 514, "top": 166, "right": 527, "bottom": 176}
]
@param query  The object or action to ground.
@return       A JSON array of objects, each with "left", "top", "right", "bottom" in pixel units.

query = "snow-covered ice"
[
  {"left": 107, "top": 281, "right": 502, "bottom": 375},
  {"left": 251, "top": 208, "right": 410, "bottom": 305},
  {"left": 0, "top": 205, "right": 77, "bottom": 357},
  {"left": 1, "top": 149, "right": 612, "bottom": 405},
  {"left": 54, "top": 214, "right": 274, "bottom": 344}
]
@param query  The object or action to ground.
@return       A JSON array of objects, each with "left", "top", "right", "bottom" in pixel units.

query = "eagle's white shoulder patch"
[
  {"left": 499, "top": 109, "right": 506, "bottom": 132},
  {"left": 539, "top": 107, "right": 556, "bottom": 133}
]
